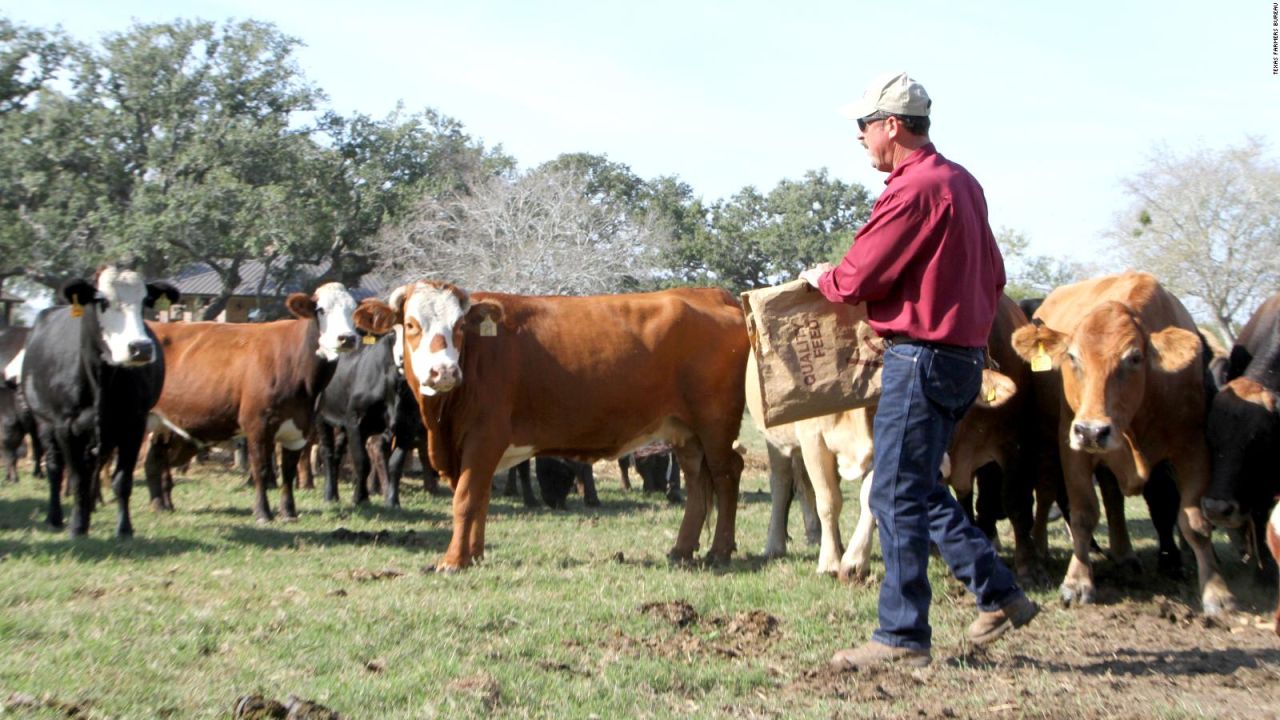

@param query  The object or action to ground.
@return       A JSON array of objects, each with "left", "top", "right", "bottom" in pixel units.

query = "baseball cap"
[{"left": 839, "top": 71, "right": 932, "bottom": 120}]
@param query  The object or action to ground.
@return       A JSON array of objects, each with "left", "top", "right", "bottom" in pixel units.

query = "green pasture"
[{"left": 0, "top": 448, "right": 1275, "bottom": 719}]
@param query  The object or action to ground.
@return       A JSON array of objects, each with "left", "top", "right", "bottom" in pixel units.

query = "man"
[{"left": 800, "top": 71, "right": 1038, "bottom": 670}]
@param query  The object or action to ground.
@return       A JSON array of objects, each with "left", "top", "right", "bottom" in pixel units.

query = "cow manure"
[
  {"left": 235, "top": 695, "right": 287, "bottom": 719},
  {"left": 640, "top": 600, "right": 698, "bottom": 628},
  {"left": 284, "top": 694, "right": 341, "bottom": 719},
  {"left": 713, "top": 610, "right": 780, "bottom": 640},
  {"left": 3, "top": 692, "right": 92, "bottom": 718},
  {"left": 345, "top": 567, "right": 405, "bottom": 582},
  {"left": 611, "top": 551, "right": 625, "bottom": 564},
  {"left": 329, "top": 527, "right": 428, "bottom": 548}
]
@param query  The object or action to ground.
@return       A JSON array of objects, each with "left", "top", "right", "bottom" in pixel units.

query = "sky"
[{"left": 4, "top": 0, "right": 1279, "bottom": 267}]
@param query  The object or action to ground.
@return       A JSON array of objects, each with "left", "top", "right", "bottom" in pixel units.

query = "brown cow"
[
  {"left": 1268, "top": 501, "right": 1280, "bottom": 634},
  {"left": 143, "top": 283, "right": 358, "bottom": 522},
  {"left": 353, "top": 281, "right": 747, "bottom": 571},
  {"left": 1011, "top": 271, "right": 1235, "bottom": 614}
]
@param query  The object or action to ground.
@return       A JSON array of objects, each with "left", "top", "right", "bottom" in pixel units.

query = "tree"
[
  {"left": 375, "top": 165, "right": 667, "bottom": 295},
  {"left": 1111, "top": 138, "right": 1280, "bottom": 342},
  {"left": 996, "top": 227, "right": 1090, "bottom": 301}
]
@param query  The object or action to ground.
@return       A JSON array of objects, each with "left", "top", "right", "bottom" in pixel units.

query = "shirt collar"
[{"left": 883, "top": 143, "right": 937, "bottom": 186}]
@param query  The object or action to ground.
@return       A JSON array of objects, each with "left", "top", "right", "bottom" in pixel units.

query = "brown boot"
[
  {"left": 829, "top": 640, "right": 931, "bottom": 671},
  {"left": 968, "top": 594, "right": 1039, "bottom": 646}
]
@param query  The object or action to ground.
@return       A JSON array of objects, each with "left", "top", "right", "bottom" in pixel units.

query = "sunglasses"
[{"left": 857, "top": 112, "right": 891, "bottom": 132}]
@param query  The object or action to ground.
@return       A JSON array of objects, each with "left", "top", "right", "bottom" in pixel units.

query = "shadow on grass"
[
  {"left": 995, "top": 646, "right": 1280, "bottom": 677},
  {"left": 0, "top": 532, "right": 214, "bottom": 562},
  {"left": 224, "top": 523, "right": 453, "bottom": 551}
]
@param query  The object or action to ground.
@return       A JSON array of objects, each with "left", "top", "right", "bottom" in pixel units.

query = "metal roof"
[{"left": 163, "top": 259, "right": 388, "bottom": 302}]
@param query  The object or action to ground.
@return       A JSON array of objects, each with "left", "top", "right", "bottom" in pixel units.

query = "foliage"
[
  {"left": 1111, "top": 138, "right": 1280, "bottom": 342},
  {"left": 996, "top": 227, "right": 1091, "bottom": 301}
]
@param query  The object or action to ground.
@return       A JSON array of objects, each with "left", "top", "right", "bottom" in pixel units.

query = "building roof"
[{"left": 164, "top": 259, "right": 388, "bottom": 302}]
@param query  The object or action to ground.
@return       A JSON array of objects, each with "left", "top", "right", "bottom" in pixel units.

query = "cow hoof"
[
  {"left": 116, "top": 525, "right": 134, "bottom": 538},
  {"left": 1202, "top": 591, "right": 1237, "bottom": 617},
  {"left": 837, "top": 563, "right": 870, "bottom": 586},
  {"left": 255, "top": 515, "right": 274, "bottom": 525},
  {"left": 762, "top": 544, "right": 785, "bottom": 560},
  {"left": 47, "top": 517, "right": 64, "bottom": 530},
  {"left": 432, "top": 564, "right": 463, "bottom": 575},
  {"left": 1060, "top": 581, "right": 1095, "bottom": 606},
  {"left": 149, "top": 499, "right": 168, "bottom": 513},
  {"left": 665, "top": 491, "right": 683, "bottom": 505},
  {"left": 667, "top": 549, "right": 697, "bottom": 567}
]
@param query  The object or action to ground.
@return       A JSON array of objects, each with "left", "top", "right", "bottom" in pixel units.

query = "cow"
[
  {"left": 143, "top": 283, "right": 358, "bottom": 522},
  {"left": 20, "top": 267, "right": 178, "bottom": 536},
  {"left": 352, "top": 281, "right": 748, "bottom": 571},
  {"left": 1202, "top": 293, "right": 1280, "bottom": 579},
  {"left": 1011, "top": 271, "right": 1235, "bottom": 614},
  {"left": 1269, "top": 501, "right": 1280, "bottom": 635},
  {"left": 316, "top": 330, "right": 420, "bottom": 508},
  {"left": 619, "top": 445, "right": 684, "bottom": 503},
  {"left": 1, "top": 328, "right": 43, "bottom": 484}
]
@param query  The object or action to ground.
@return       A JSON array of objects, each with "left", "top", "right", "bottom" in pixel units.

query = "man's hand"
[{"left": 800, "top": 263, "right": 833, "bottom": 289}]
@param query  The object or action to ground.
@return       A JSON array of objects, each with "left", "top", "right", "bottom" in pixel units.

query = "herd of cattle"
[{"left": 0, "top": 266, "right": 1278, "bottom": 634}]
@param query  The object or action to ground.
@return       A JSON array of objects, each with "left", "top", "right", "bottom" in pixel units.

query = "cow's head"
[
  {"left": 1202, "top": 378, "right": 1280, "bottom": 528},
  {"left": 353, "top": 280, "right": 474, "bottom": 397},
  {"left": 1011, "top": 302, "right": 1201, "bottom": 453},
  {"left": 286, "top": 282, "right": 358, "bottom": 361},
  {"left": 64, "top": 267, "right": 180, "bottom": 367}
]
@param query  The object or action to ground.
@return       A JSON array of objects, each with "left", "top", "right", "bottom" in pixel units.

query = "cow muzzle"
[
  {"left": 126, "top": 339, "right": 156, "bottom": 365},
  {"left": 1202, "top": 497, "right": 1244, "bottom": 529},
  {"left": 1070, "top": 420, "right": 1116, "bottom": 452},
  {"left": 336, "top": 332, "right": 357, "bottom": 351},
  {"left": 422, "top": 364, "right": 460, "bottom": 394}
]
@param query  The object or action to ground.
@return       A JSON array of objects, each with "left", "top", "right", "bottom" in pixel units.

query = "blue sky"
[{"left": 4, "top": 1, "right": 1278, "bottom": 265}]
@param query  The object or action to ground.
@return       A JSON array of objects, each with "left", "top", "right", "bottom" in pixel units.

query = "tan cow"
[
  {"left": 1011, "top": 271, "right": 1234, "bottom": 614},
  {"left": 354, "top": 282, "right": 748, "bottom": 571}
]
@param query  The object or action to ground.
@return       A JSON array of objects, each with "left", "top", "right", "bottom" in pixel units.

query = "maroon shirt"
[{"left": 817, "top": 143, "right": 1005, "bottom": 348}]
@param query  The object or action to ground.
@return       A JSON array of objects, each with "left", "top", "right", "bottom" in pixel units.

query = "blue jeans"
[{"left": 870, "top": 342, "right": 1021, "bottom": 651}]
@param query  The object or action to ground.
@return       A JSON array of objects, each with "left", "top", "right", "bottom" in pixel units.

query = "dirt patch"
[
  {"left": 446, "top": 674, "right": 501, "bottom": 711},
  {"left": 780, "top": 595, "right": 1280, "bottom": 718},
  {"left": 329, "top": 527, "right": 433, "bottom": 548},
  {"left": 4, "top": 692, "right": 94, "bottom": 718},
  {"left": 340, "top": 567, "right": 405, "bottom": 582},
  {"left": 640, "top": 600, "right": 699, "bottom": 628},
  {"left": 621, "top": 603, "right": 783, "bottom": 661},
  {"left": 234, "top": 694, "right": 341, "bottom": 720}
]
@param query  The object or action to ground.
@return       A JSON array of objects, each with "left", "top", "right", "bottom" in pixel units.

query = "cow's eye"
[
  {"left": 1124, "top": 351, "right": 1143, "bottom": 367},
  {"left": 316, "top": 307, "right": 325, "bottom": 316}
]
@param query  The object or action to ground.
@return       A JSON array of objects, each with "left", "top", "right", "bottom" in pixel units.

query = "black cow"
[
  {"left": 504, "top": 457, "right": 599, "bottom": 509},
  {"left": 1203, "top": 295, "right": 1280, "bottom": 578},
  {"left": 1, "top": 327, "right": 43, "bottom": 484},
  {"left": 619, "top": 450, "right": 683, "bottom": 503},
  {"left": 317, "top": 332, "right": 400, "bottom": 507},
  {"left": 21, "top": 268, "right": 178, "bottom": 536}
]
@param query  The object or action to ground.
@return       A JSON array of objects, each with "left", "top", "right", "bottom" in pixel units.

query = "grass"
[{"left": 0, "top": 455, "right": 1276, "bottom": 719}]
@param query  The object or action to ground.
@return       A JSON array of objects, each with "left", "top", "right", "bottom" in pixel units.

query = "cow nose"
[
  {"left": 127, "top": 339, "right": 155, "bottom": 362},
  {"left": 1201, "top": 497, "right": 1240, "bottom": 526},
  {"left": 429, "top": 365, "right": 459, "bottom": 389},
  {"left": 1072, "top": 421, "right": 1111, "bottom": 448},
  {"left": 337, "top": 332, "right": 357, "bottom": 350}
]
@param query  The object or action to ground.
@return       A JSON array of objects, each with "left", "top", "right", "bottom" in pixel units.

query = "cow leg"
[
  {"left": 366, "top": 436, "right": 388, "bottom": 499},
  {"left": 974, "top": 463, "right": 1005, "bottom": 544},
  {"left": 108, "top": 424, "right": 145, "bottom": 538},
  {"left": 1060, "top": 450, "right": 1100, "bottom": 606},
  {"left": 1, "top": 419, "right": 18, "bottom": 484},
  {"left": 66, "top": 431, "right": 95, "bottom": 537},
  {"left": 579, "top": 462, "right": 601, "bottom": 507},
  {"left": 29, "top": 428, "right": 44, "bottom": 480},
  {"left": 317, "top": 422, "right": 340, "bottom": 503},
  {"left": 702, "top": 437, "right": 743, "bottom": 565},
  {"left": 296, "top": 438, "right": 315, "bottom": 490},
  {"left": 1095, "top": 466, "right": 1137, "bottom": 573},
  {"left": 792, "top": 453, "right": 821, "bottom": 546},
  {"left": 670, "top": 443, "right": 708, "bottom": 562},
  {"left": 1143, "top": 461, "right": 1184, "bottom": 579},
  {"left": 439, "top": 442, "right": 504, "bottom": 572},
  {"left": 278, "top": 446, "right": 301, "bottom": 521},
  {"left": 763, "top": 442, "right": 798, "bottom": 558},
  {"left": 508, "top": 460, "right": 535, "bottom": 507},
  {"left": 1171, "top": 449, "right": 1235, "bottom": 615},
  {"left": 1003, "top": 453, "right": 1047, "bottom": 587},
  {"left": 368, "top": 435, "right": 396, "bottom": 508},
  {"left": 347, "top": 423, "right": 371, "bottom": 506},
  {"left": 618, "top": 455, "right": 633, "bottom": 490},
  {"left": 801, "top": 435, "right": 843, "bottom": 576},
  {"left": 842, "top": 470, "right": 877, "bottom": 583},
  {"left": 42, "top": 424, "right": 64, "bottom": 528},
  {"left": 417, "top": 441, "right": 442, "bottom": 494},
  {"left": 246, "top": 436, "right": 275, "bottom": 523},
  {"left": 503, "top": 463, "right": 521, "bottom": 498}
]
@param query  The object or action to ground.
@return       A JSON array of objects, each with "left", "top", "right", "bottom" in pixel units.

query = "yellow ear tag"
[
  {"left": 986, "top": 386, "right": 998, "bottom": 403},
  {"left": 479, "top": 317, "right": 497, "bottom": 337},
  {"left": 362, "top": 334, "right": 376, "bottom": 345},
  {"left": 70, "top": 299, "right": 84, "bottom": 318},
  {"left": 1030, "top": 341, "right": 1052, "bottom": 373}
]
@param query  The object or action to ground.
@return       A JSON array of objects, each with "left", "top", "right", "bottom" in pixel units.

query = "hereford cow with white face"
[
  {"left": 1011, "top": 271, "right": 1235, "bottom": 615},
  {"left": 355, "top": 280, "right": 748, "bottom": 572}
]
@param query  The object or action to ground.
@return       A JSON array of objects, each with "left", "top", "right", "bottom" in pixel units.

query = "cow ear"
[
  {"left": 353, "top": 299, "right": 398, "bottom": 335},
  {"left": 1011, "top": 323, "right": 1068, "bottom": 368},
  {"left": 975, "top": 369, "right": 1017, "bottom": 409},
  {"left": 387, "top": 284, "right": 410, "bottom": 317},
  {"left": 1227, "top": 344, "right": 1253, "bottom": 382},
  {"left": 285, "top": 292, "right": 317, "bottom": 319},
  {"left": 1149, "top": 326, "right": 1202, "bottom": 374},
  {"left": 61, "top": 279, "right": 96, "bottom": 306},
  {"left": 144, "top": 282, "right": 180, "bottom": 308},
  {"left": 465, "top": 299, "right": 504, "bottom": 332}
]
